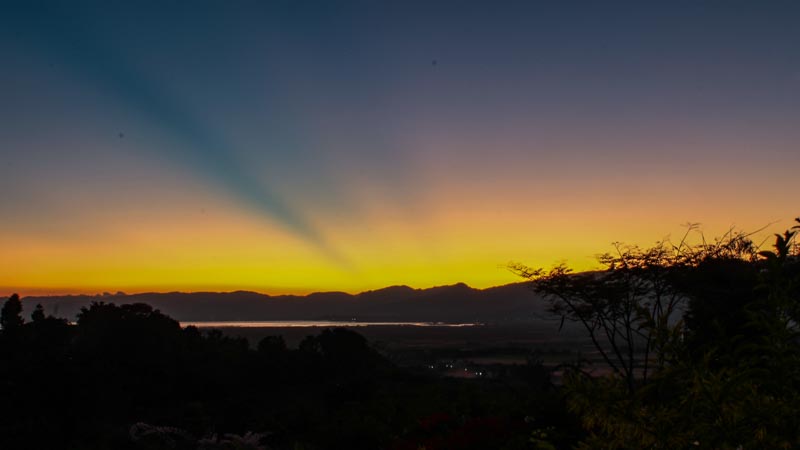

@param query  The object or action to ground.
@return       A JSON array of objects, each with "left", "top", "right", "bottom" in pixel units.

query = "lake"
[{"left": 180, "top": 320, "right": 481, "bottom": 328}]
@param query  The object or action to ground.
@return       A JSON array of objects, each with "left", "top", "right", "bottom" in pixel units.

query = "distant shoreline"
[{"left": 180, "top": 320, "right": 482, "bottom": 328}]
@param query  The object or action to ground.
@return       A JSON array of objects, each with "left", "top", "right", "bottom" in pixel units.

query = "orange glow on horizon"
[{"left": 2, "top": 184, "right": 796, "bottom": 298}]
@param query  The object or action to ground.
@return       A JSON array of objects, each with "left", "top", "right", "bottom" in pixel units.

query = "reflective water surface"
[{"left": 180, "top": 321, "right": 480, "bottom": 328}]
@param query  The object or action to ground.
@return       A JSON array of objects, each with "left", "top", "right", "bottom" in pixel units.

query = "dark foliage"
[
  {"left": 0, "top": 293, "right": 23, "bottom": 333},
  {"left": 0, "top": 300, "right": 573, "bottom": 450},
  {"left": 513, "top": 217, "right": 800, "bottom": 448}
]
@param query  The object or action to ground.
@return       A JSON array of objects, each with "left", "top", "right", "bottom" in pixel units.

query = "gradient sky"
[{"left": 2, "top": 1, "right": 799, "bottom": 295}]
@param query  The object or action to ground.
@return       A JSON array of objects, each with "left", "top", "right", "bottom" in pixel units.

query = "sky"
[{"left": 1, "top": 1, "right": 799, "bottom": 296}]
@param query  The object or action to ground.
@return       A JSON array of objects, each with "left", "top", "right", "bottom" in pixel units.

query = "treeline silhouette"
[
  {"left": 3, "top": 217, "right": 799, "bottom": 449},
  {"left": 0, "top": 299, "right": 576, "bottom": 450},
  {"left": 512, "top": 218, "right": 800, "bottom": 448}
]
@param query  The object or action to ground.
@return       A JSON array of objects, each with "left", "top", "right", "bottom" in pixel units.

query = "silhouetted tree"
[
  {"left": 512, "top": 226, "right": 760, "bottom": 393},
  {"left": 512, "top": 241, "right": 686, "bottom": 392},
  {"left": 257, "top": 335, "right": 286, "bottom": 355},
  {"left": 317, "top": 328, "right": 371, "bottom": 362},
  {"left": 0, "top": 293, "right": 23, "bottom": 333},
  {"left": 298, "top": 334, "right": 322, "bottom": 354},
  {"left": 518, "top": 219, "right": 800, "bottom": 449},
  {"left": 30, "top": 303, "right": 45, "bottom": 323}
]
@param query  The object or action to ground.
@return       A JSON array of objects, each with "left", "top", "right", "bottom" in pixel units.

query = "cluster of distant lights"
[{"left": 429, "top": 363, "right": 486, "bottom": 377}]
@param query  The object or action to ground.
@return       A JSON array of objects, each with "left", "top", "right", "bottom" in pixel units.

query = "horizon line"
[{"left": 5, "top": 280, "right": 539, "bottom": 299}]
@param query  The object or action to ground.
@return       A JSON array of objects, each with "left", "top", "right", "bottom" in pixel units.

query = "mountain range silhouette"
[{"left": 22, "top": 282, "right": 548, "bottom": 323}]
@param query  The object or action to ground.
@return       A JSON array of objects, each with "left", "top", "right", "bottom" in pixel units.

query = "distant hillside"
[{"left": 22, "top": 282, "right": 552, "bottom": 324}]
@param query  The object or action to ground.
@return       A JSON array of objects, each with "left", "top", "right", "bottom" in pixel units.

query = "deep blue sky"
[{"left": 2, "top": 1, "right": 799, "bottom": 293}]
